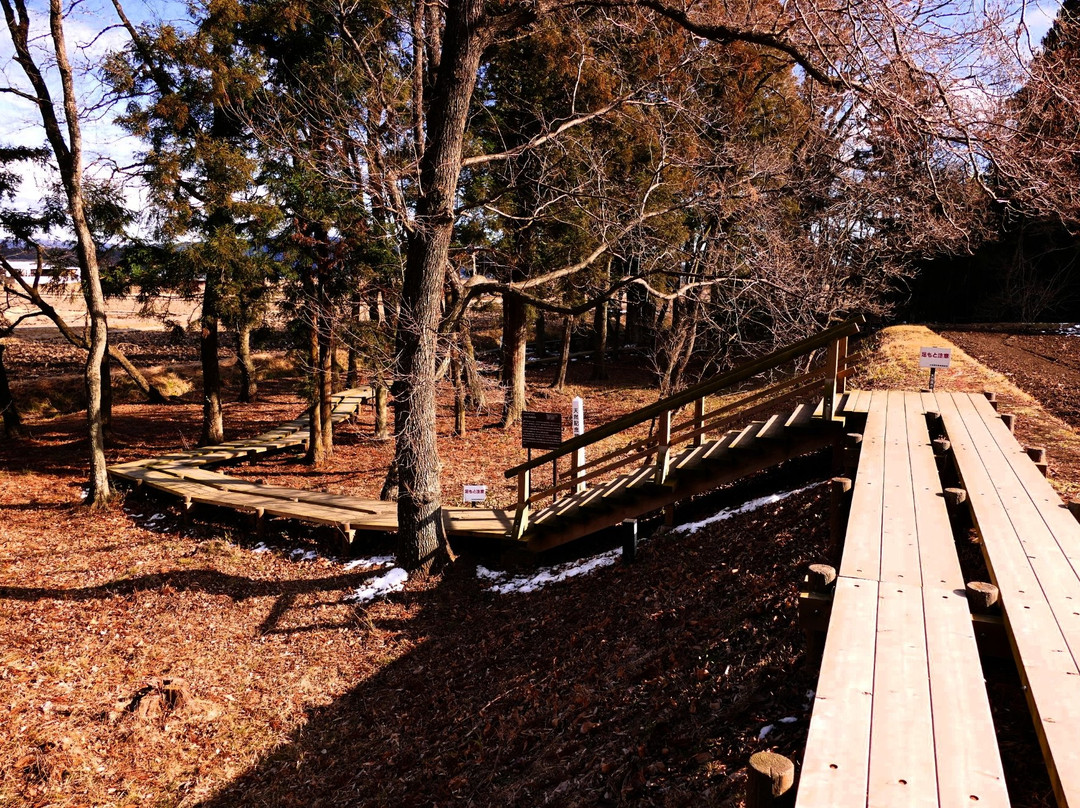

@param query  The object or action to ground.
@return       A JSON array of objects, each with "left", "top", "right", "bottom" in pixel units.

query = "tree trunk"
[
  {"left": 305, "top": 308, "right": 326, "bottom": 465},
  {"left": 592, "top": 296, "right": 608, "bottom": 380},
  {"left": 374, "top": 378, "right": 390, "bottom": 440},
  {"left": 535, "top": 310, "right": 547, "bottom": 357},
  {"left": 236, "top": 321, "right": 257, "bottom": 403},
  {"left": 552, "top": 314, "right": 573, "bottom": 391},
  {"left": 452, "top": 340, "right": 466, "bottom": 436},
  {"left": 318, "top": 308, "right": 334, "bottom": 460},
  {"left": 6, "top": 0, "right": 114, "bottom": 503},
  {"left": 100, "top": 338, "right": 112, "bottom": 432},
  {"left": 200, "top": 307, "right": 224, "bottom": 445},
  {"left": 461, "top": 312, "right": 485, "bottom": 409},
  {"left": 393, "top": 0, "right": 487, "bottom": 572},
  {"left": 0, "top": 345, "right": 24, "bottom": 439},
  {"left": 501, "top": 291, "right": 527, "bottom": 427}
]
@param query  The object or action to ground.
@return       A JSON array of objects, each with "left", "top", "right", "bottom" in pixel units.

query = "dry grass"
[{"left": 849, "top": 324, "right": 1080, "bottom": 499}]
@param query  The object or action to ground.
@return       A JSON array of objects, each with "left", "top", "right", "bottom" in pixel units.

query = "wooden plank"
[
  {"left": 937, "top": 391, "right": 1080, "bottom": 806},
  {"left": 839, "top": 390, "right": 887, "bottom": 582},
  {"left": 728, "top": 421, "right": 765, "bottom": 451},
  {"left": 797, "top": 577, "right": 878, "bottom": 807},
  {"left": 442, "top": 508, "right": 514, "bottom": 539},
  {"left": 867, "top": 582, "right": 937, "bottom": 806},
  {"left": 878, "top": 391, "right": 922, "bottom": 586},
  {"left": 904, "top": 392, "right": 965, "bottom": 591},
  {"left": 755, "top": 413, "right": 786, "bottom": 441},
  {"left": 922, "top": 584, "right": 1010, "bottom": 806},
  {"left": 786, "top": 403, "right": 813, "bottom": 429}
]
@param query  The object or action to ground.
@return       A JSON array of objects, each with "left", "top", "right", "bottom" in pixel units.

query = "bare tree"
[{"left": 1, "top": 0, "right": 114, "bottom": 504}]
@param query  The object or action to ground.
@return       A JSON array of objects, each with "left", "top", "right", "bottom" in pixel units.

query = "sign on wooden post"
[
  {"left": 463, "top": 484, "right": 487, "bottom": 504},
  {"left": 521, "top": 411, "right": 563, "bottom": 449},
  {"left": 571, "top": 397, "right": 586, "bottom": 493},
  {"left": 919, "top": 347, "right": 952, "bottom": 391}
]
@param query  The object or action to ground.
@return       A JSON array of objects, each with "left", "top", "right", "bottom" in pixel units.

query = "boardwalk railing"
[{"left": 503, "top": 316, "right": 866, "bottom": 540}]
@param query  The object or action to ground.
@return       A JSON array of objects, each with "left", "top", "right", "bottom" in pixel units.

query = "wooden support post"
[
  {"left": 663, "top": 504, "right": 675, "bottom": 527},
  {"left": 983, "top": 390, "right": 999, "bottom": 411},
  {"left": 1069, "top": 501, "right": 1080, "bottom": 522},
  {"left": 1026, "top": 446, "right": 1047, "bottom": 464},
  {"left": 571, "top": 447, "right": 587, "bottom": 494},
  {"left": 182, "top": 498, "right": 194, "bottom": 530},
  {"left": 943, "top": 486, "right": 971, "bottom": 533},
  {"left": 655, "top": 409, "right": 672, "bottom": 485},
  {"left": 932, "top": 437, "right": 951, "bottom": 457},
  {"left": 943, "top": 487, "right": 967, "bottom": 506},
  {"left": 823, "top": 338, "right": 842, "bottom": 422},
  {"left": 966, "top": 581, "right": 1000, "bottom": 614},
  {"left": 621, "top": 519, "right": 638, "bottom": 565},
  {"left": 828, "top": 477, "right": 853, "bottom": 562},
  {"left": 1000, "top": 412, "right": 1016, "bottom": 433},
  {"left": 746, "top": 751, "right": 795, "bottom": 808},
  {"left": 511, "top": 469, "right": 531, "bottom": 541},
  {"left": 693, "top": 397, "right": 706, "bottom": 447},
  {"left": 835, "top": 335, "right": 848, "bottom": 396},
  {"left": 841, "top": 432, "right": 862, "bottom": 474},
  {"left": 807, "top": 563, "right": 837, "bottom": 593}
]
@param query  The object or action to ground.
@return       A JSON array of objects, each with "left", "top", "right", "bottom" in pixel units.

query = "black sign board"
[{"left": 521, "top": 411, "right": 563, "bottom": 450}]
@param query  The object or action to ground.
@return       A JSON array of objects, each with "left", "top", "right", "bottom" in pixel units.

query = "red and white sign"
[
  {"left": 919, "top": 347, "right": 952, "bottom": 369},
  {"left": 463, "top": 484, "right": 487, "bottom": 503}
]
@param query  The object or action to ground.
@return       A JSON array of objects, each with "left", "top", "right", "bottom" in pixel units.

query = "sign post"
[
  {"left": 463, "top": 484, "right": 487, "bottom": 507},
  {"left": 521, "top": 411, "right": 564, "bottom": 503},
  {"left": 919, "top": 347, "right": 952, "bottom": 391},
  {"left": 571, "top": 397, "right": 586, "bottom": 494}
]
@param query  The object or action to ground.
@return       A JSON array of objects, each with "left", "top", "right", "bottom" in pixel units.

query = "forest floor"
[{"left": 0, "top": 323, "right": 1076, "bottom": 807}]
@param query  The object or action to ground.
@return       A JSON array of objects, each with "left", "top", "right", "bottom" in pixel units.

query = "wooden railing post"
[
  {"left": 571, "top": 446, "right": 587, "bottom": 494},
  {"left": 655, "top": 409, "right": 672, "bottom": 484},
  {"left": 512, "top": 468, "right": 531, "bottom": 540},
  {"left": 693, "top": 397, "right": 706, "bottom": 447},
  {"left": 823, "top": 336, "right": 844, "bottom": 421}
]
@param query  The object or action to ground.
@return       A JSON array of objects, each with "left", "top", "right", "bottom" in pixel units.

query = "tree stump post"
[
  {"left": 1000, "top": 413, "right": 1016, "bottom": 433},
  {"left": 828, "top": 477, "right": 853, "bottom": 561},
  {"left": 746, "top": 751, "right": 795, "bottom": 808},
  {"left": 966, "top": 581, "right": 1000, "bottom": 614},
  {"left": 621, "top": 519, "right": 638, "bottom": 565}
]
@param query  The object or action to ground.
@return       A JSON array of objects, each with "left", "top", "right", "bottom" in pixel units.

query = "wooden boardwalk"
[
  {"left": 801, "top": 388, "right": 1080, "bottom": 807},
  {"left": 109, "top": 388, "right": 404, "bottom": 542},
  {"left": 799, "top": 391, "right": 1008, "bottom": 807}
]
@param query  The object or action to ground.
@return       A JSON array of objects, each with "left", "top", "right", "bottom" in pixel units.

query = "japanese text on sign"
[
  {"left": 521, "top": 411, "right": 563, "bottom": 450},
  {"left": 918, "top": 347, "right": 952, "bottom": 369},
  {"left": 463, "top": 484, "right": 487, "bottom": 503}
]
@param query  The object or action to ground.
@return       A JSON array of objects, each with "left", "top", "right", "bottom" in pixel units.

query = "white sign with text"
[
  {"left": 463, "top": 484, "right": 487, "bottom": 503},
  {"left": 919, "top": 347, "right": 952, "bottom": 369}
]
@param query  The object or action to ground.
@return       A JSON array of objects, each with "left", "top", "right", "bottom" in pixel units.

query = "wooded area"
[{"left": 2, "top": 0, "right": 1079, "bottom": 572}]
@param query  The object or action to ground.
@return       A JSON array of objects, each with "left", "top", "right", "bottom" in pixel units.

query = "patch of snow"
[
  {"left": 343, "top": 555, "right": 395, "bottom": 571},
  {"left": 289, "top": 548, "right": 319, "bottom": 562},
  {"left": 146, "top": 513, "right": 166, "bottom": 524},
  {"left": 345, "top": 567, "right": 408, "bottom": 603},
  {"left": 757, "top": 724, "right": 774, "bottom": 740},
  {"left": 478, "top": 548, "right": 621, "bottom": 595},
  {"left": 251, "top": 543, "right": 271, "bottom": 553},
  {"left": 778, "top": 716, "right": 798, "bottom": 724},
  {"left": 671, "top": 483, "right": 821, "bottom": 535}
]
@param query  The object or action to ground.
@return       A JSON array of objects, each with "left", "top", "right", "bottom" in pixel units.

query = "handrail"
[{"left": 504, "top": 315, "right": 864, "bottom": 478}]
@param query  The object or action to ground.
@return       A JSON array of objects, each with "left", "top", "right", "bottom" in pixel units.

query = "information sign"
[
  {"left": 919, "top": 347, "right": 952, "bottom": 369},
  {"left": 521, "top": 411, "right": 563, "bottom": 449},
  {"left": 463, "top": 484, "right": 487, "bottom": 503},
  {"left": 572, "top": 397, "right": 585, "bottom": 436}
]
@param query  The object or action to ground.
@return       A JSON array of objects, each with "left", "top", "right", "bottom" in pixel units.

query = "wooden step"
[
  {"left": 756, "top": 413, "right": 787, "bottom": 441},
  {"left": 785, "top": 402, "right": 815, "bottom": 429},
  {"left": 728, "top": 421, "right": 766, "bottom": 451}
]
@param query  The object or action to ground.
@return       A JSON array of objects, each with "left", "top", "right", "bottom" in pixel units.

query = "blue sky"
[{"left": 0, "top": 0, "right": 1068, "bottom": 240}]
